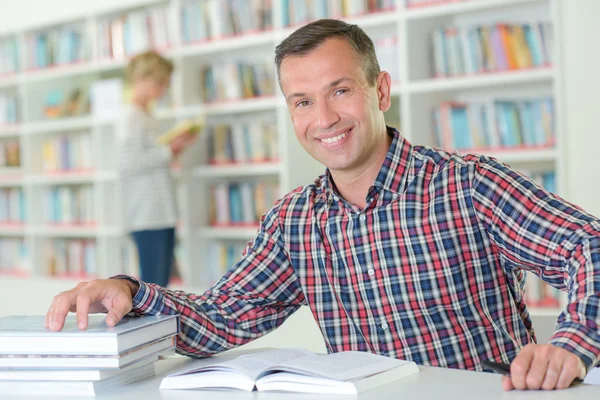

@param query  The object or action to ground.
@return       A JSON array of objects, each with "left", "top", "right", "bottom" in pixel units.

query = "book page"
[
  {"left": 221, "top": 348, "right": 315, "bottom": 381},
  {"left": 262, "top": 351, "right": 411, "bottom": 382}
]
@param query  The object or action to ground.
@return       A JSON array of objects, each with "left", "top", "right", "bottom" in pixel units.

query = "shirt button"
[
  {"left": 359, "top": 214, "right": 366, "bottom": 221},
  {"left": 333, "top": 195, "right": 340, "bottom": 202},
  {"left": 381, "top": 322, "right": 389, "bottom": 330},
  {"left": 367, "top": 268, "right": 375, "bottom": 276}
]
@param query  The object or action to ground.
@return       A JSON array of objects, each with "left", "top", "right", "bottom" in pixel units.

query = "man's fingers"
[
  {"left": 510, "top": 345, "right": 535, "bottom": 390},
  {"left": 525, "top": 347, "right": 550, "bottom": 389},
  {"left": 105, "top": 301, "right": 131, "bottom": 327},
  {"left": 541, "top": 356, "right": 564, "bottom": 390},
  {"left": 557, "top": 356, "right": 581, "bottom": 389},
  {"left": 48, "top": 291, "right": 78, "bottom": 331},
  {"left": 501, "top": 376, "right": 514, "bottom": 391}
]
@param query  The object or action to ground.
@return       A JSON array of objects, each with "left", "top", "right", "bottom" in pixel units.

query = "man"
[{"left": 46, "top": 20, "right": 599, "bottom": 391}]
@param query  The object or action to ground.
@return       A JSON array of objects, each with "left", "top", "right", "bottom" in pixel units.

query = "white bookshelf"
[{"left": 0, "top": 0, "right": 566, "bottom": 317}]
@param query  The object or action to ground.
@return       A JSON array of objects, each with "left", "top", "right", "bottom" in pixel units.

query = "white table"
[{"left": 2, "top": 353, "right": 599, "bottom": 399}]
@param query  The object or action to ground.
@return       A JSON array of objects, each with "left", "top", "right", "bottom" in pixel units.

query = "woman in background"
[{"left": 116, "top": 50, "right": 196, "bottom": 287}]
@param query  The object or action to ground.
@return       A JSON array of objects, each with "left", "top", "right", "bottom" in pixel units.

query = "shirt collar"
[{"left": 321, "top": 127, "right": 413, "bottom": 200}]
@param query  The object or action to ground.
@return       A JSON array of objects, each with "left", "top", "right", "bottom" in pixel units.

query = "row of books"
[
  {"left": 0, "top": 188, "right": 25, "bottom": 224},
  {"left": 206, "top": 120, "right": 278, "bottom": 164},
  {"left": 43, "top": 185, "right": 95, "bottom": 225},
  {"left": 207, "top": 241, "right": 247, "bottom": 283},
  {"left": 375, "top": 35, "right": 400, "bottom": 83},
  {"left": 524, "top": 271, "right": 563, "bottom": 309},
  {"left": 0, "top": 36, "right": 19, "bottom": 75},
  {"left": 0, "top": 315, "right": 177, "bottom": 396},
  {"left": 97, "top": 4, "right": 172, "bottom": 60},
  {"left": 24, "top": 23, "right": 88, "bottom": 70},
  {"left": 432, "top": 98, "right": 555, "bottom": 151},
  {"left": 181, "top": 0, "right": 273, "bottom": 43},
  {"left": 45, "top": 239, "right": 97, "bottom": 278},
  {"left": 209, "top": 181, "right": 279, "bottom": 226},
  {"left": 0, "top": 239, "right": 29, "bottom": 274},
  {"left": 283, "top": 0, "right": 395, "bottom": 27},
  {"left": 42, "top": 132, "right": 94, "bottom": 173},
  {"left": 200, "top": 61, "right": 274, "bottom": 103},
  {"left": 0, "top": 140, "right": 20, "bottom": 168},
  {"left": 431, "top": 22, "right": 553, "bottom": 78},
  {"left": 0, "top": 93, "right": 18, "bottom": 125}
]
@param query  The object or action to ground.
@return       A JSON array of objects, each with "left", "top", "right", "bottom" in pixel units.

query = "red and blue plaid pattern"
[{"left": 126, "top": 128, "right": 600, "bottom": 371}]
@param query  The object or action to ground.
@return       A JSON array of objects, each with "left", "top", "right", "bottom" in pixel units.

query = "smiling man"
[{"left": 46, "top": 19, "right": 599, "bottom": 391}]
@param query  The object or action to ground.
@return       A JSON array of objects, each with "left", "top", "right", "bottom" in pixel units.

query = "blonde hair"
[{"left": 127, "top": 50, "right": 174, "bottom": 83}]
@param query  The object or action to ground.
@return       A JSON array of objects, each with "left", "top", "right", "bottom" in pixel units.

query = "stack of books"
[{"left": 0, "top": 314, "right": 178, "bottom": 396}]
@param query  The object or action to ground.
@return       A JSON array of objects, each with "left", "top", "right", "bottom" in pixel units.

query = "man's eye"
[
  {"left": 334, "top": 89, "right": 348, "bottom": 96},
  {"left": 297, "top": 100, "right": 311, "bottom": 108}
]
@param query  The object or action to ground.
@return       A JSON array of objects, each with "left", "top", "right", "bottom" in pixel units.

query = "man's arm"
[
  {"left": 470, "top": 156, "right": 600, "bottom": 389},
  {"left": 47, "top": 204, "right": 306, "bottom": 357}
]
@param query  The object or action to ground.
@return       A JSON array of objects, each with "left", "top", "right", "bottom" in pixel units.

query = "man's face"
[{"left": 279, "top": 38, "right": 390, "bottom": 175}]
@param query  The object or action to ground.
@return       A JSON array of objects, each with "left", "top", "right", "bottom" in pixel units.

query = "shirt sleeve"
[
  {"left": 470, "top": 156, "right": 600, "bottom": 371},
  {"left": 116, "top": 110, "right": 171, "bottom": 175},
  {"left": 113, "top": 203, "right": 306, "bottom": 357}
]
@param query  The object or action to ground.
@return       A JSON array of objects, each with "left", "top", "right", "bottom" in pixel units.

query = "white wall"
[{"left": 560, "top": 0, "right": 600, "bottom": 216}]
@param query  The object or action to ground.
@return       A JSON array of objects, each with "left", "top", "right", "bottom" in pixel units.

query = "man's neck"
[{"left": 330, "top": 134, "right": 392, "bottom": 209}]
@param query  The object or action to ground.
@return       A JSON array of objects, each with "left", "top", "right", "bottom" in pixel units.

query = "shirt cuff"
[
  {"left": 110, "top": 275, "right": 174, "bottom": 316},
  {"left": 549, "top": 320, "right": 600, "bottom": 372}
]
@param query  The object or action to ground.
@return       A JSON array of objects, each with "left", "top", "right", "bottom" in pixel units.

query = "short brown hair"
[
  {"left": 127, "top": 50, "right": 174, "bottom": 83},
  {"left": 275, "top": 19, "right": 381, "bottom": 86}
]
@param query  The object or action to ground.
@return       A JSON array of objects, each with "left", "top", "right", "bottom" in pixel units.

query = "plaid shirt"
[{"left": 126, "top": 127, "right": 600, "bottom": 371}]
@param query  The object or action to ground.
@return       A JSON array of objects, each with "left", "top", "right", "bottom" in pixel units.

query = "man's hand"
[
  {"left": 502, "top": 343, "right": 586, "bottom": 390},
  {"left": 45, "top": 279, "right": 139, "bottom": 332}
]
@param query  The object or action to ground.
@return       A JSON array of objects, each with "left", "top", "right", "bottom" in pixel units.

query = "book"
[
  {"left": 0, "top": 314, "right": 179, "bottom": 355},
  {"left": 156, "top": 119, "right": 204, "bottom": 145},
  {"left": 159, "top": 348, "right": 419, "bottom": 394},
  {"left": 0, "top": 361, "right": 155, "bottom": 396},
  {"left": 0, "top": 335, "right": 176, "bottom": 369}
]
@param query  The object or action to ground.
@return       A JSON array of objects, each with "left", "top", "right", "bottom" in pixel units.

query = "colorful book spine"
[
  {"left": 430, "top": 22, "right": 553, "bottom": 78},
  {"left": 0, "top": 238, "right": 29, "bottom": 274},
  {"left": 200, "top": 61, "right": 274, "bottom": 103},
  {"left": 45, "top": 239, "right": 96, "bottom": 278},
  {"left": 206, "top": 119, "right": 278, "bottom": 164},
  {"left": 0, "top": 93, "right": 19, "bottom": 125},
  {"left": 98, "top": 4, "right": 172, "bottom": 59},
  {"left": 0, "top": 188, "right": 25, "bottom": 224},
  {"left": 0, "top": 36, "right": 20, "bottom": 75},
  {"left": 432, "top": 97, "right": 555, "bottom": 151},
  {"left": 41, "top": 133, "right": 94, "bottom": 172},
  {"left": 206, "top": 240, "right": 247, "bottom": 283},
  {"left": 209, "top": 181, "right": 279, "bottom": 227},
  {"left": 283, "top": 0, "right": 394, "bottom": 27},
  {"left": 24, "top": 23, "right": 88, "bottom": 70},
  {"left": 43, "top": 185, "right": 95, "bottom": 225}
]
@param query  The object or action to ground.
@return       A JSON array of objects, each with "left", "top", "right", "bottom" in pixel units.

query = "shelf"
[
  {"left": 407, "top": 68, "right": 554, "bottom": 93},
  {"left": 28, "top": 171, "right": 96, "bottom": 185},
  {"left": 31, "top": 224, "right": 99, "bottom": 238},
  {"left": 461, "top": 147, "right": 557, "bottom": 164},
  {"left": 0, "top": 224, "right": 26, "bottom": 236},
  {"left": 199, "top": 226, "right": 259, "bottom": 240},
  {"left": 404, "top": 0, "right": 543, "bottom": 20},
  {"left": 529, "top": 307, "right": 562, "bottom": 317},
  {"left": 178, "top": 97, "right": 282, "bottom": 117},
  {"left": 23, "top": 116, "right": 94, "bottom": 135},
  {"left": 174, "top": 30, "right": 275, "bottom": 58},
  {"left": 0, "top": 73, "right": 19, "bottom": 88},
  {"left": 0, "top": 125, "right": 20, "bottom": 137},
  {"left": 0, "top": 168, "right": 23, "bottom": 185},
  {"left": 193, "top": 163, "right": 282, "bottom": 178}
]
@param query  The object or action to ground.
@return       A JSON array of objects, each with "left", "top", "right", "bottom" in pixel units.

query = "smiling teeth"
[{"left": 322, "top": 131, "right": 347, "bottom": 144}]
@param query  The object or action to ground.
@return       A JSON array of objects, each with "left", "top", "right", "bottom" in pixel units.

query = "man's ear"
[{"left": 376, "top": 71, "right": 392, "bottom": 112}]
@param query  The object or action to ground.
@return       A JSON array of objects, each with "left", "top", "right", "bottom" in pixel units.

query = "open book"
[
  {"left": 156, "top": 118, "right": 204, "bottom": 145},
  {"left": 160, "top": 348, "right": 419, "bottom": 395}
]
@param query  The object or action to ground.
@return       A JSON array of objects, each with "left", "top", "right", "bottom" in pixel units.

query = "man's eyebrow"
[{"left": 285, "top": 77, "right": 355, "bottom": 102}]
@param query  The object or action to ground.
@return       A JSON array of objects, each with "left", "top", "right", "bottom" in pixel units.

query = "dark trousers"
[{"left": 131, "top": 228, "right": 175, "bottom": 287}]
